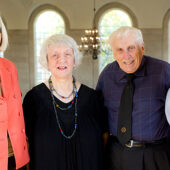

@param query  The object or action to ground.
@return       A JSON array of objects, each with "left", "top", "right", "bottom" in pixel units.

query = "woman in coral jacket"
[{"left": 0, "top": 16, "right": 29, "bottom": 170}]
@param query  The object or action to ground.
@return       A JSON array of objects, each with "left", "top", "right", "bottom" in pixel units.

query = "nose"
[
  {"left": 58, "top": 54, "right": 66, "bottom": 62},
  {"left": 123, "top": 50, "right": 131, "bottom": 60}
]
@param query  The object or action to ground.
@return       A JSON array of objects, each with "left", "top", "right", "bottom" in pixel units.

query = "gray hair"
[
  {"left": 39, "top": 34, "right": 82, "bottom": 70},
  {"left": 0, "top": 16, "right": 8, "bottom": 52},
  {"left": 108, "top": 26, "right": 143, "bottom": 48}
]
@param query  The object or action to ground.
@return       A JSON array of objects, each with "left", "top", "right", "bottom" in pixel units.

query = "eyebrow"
[{"left": 65, "top": 48, "right": 72, "bottom": 51}]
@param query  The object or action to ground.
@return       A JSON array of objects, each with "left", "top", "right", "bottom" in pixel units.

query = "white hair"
[
  {"left": 0, "top": 16, "right": 8, "bottom": 52},
  {"left": 39, "top": 34, "right": 82, "bottom": 70},
  {"left": 108, "top": 26, "right": 143, "bottom": 47}
]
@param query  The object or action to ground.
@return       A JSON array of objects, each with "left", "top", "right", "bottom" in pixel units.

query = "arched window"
[
  {"left": 34, "top": 10, "right": 65, "bottom": 85},
  {"left": 98, "top": 9, "right": 132, "bottom": 72}
]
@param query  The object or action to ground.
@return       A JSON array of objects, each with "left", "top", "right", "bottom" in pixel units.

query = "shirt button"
[
  {"left": 13, "top": 94, "right": 16, "bottom": 99},
  {"left": 121, "top": 127, "right": 127, "bottom": 133},
  {"left": 22, "top": 129, "right": 25, "bottom": 133},
  {"left": 18, "top": 112, "right": 21, "bottom": 116}
]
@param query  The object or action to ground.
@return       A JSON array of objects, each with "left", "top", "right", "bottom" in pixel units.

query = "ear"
[
  {"left": 141, "top": 42, "right": 145, "bottom": 55},
  {"left": 46, "top": 55, "right": 50, "bottom": 71}
]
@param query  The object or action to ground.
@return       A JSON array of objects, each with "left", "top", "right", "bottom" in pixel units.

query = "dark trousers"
[{"left": 105, "top": 137, "right": 170, "bottom": 170}]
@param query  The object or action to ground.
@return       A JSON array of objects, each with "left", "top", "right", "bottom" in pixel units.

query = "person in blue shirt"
[{"left": 97, "top": 26, "right": 170, "bottom": 170}]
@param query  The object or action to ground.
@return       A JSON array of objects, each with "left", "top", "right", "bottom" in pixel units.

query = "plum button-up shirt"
[{"left": 97, "top": 55, "right": 170, "bottom": 142}]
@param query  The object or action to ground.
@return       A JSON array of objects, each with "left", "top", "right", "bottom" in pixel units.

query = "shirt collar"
[{"left": 115, "top": 56, "right": 146, "bottom": 81}]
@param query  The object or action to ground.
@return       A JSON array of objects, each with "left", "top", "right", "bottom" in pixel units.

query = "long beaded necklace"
[{"left": 49, "top": 76, "right": 78, "bottom": 139}]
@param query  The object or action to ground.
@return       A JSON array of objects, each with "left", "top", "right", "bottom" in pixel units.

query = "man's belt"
[
  {"left": 109, "top": 135, "right": 170, "bottom": 148},
  {"left": 125, "top": 140, "right": 144, "bottom": 148}
]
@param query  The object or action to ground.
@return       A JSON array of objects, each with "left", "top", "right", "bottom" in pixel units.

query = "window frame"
[
  {"left": 34, "top": 10, "right": 65, "bottom": 85},
  {"left": 28, "top": 4, "right": 70, "bottom": 87},
  {"left": 94, "top": 2, "right": 138, "bottom": 73}
]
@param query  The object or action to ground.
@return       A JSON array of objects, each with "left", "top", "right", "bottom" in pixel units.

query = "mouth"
[
  {"left": 123, "top": 59, "right": 135, "bottom": 65},
  {"left": 57, "top": 66, "right": 67, "bottom": 71}
]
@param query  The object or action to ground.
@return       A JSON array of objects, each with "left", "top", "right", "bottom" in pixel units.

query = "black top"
[{"left": 23, "top": 83, "right": 106, "bottom": 170}]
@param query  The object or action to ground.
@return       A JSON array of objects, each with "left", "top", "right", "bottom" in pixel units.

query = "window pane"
[
  {"left": 98, "top": 9, "right": 132, "bottom": 72},
  {"left": 34, "top": 10, "right": 65, "bottom": 85}
]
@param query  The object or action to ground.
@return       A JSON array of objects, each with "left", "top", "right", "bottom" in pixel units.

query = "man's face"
[{"left": 112, "top": 33, "right": 145, "bottom": 73}]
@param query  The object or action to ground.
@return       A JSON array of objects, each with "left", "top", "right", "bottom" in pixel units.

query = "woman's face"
[{"left": 47, "top": 44, "right": 75, "bottom": 79}]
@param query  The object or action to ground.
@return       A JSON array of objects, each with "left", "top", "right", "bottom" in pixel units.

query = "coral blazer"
[{"left": 0, "top": 58, "right": 29, "bottom": 170}]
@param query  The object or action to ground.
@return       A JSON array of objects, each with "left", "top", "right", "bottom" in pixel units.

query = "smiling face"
[
  {"left": 47, "top": 44, "right": 75, "bottom": 79},
  {"left": 112, "top": 32, "right": 145, "bottom": 73}
]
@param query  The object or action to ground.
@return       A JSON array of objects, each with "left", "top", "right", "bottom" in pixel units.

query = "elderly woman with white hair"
[
  {"left": 23, "top": 34, "right": 106, "bottom": 170},
  {"left": 0, "top": 16, "right": 29, "bottom": 170}
]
